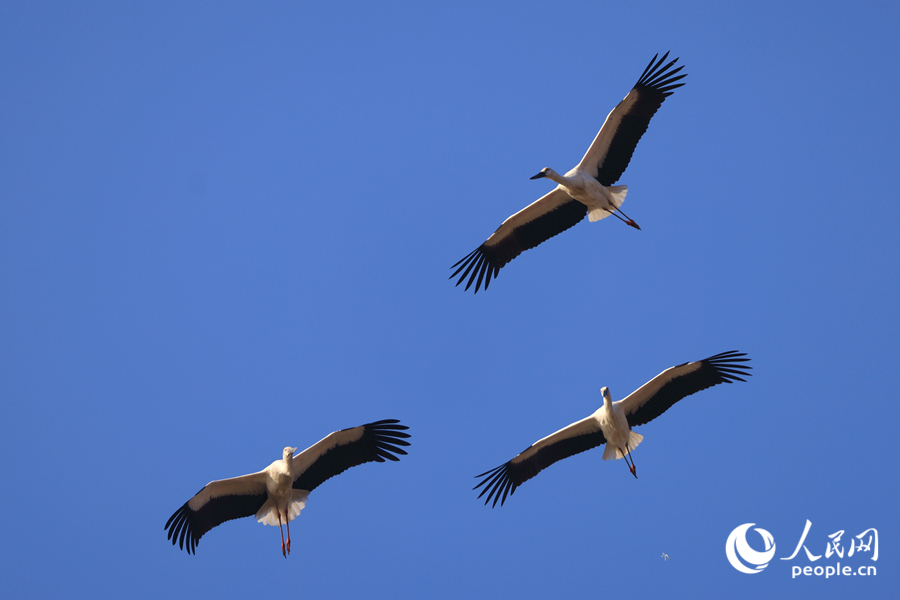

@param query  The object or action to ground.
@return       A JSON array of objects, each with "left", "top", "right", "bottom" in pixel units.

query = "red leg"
[
  {"left": 278, "top": 514, "right": 287, "bottom": 558},
  {"left": 285, "top": 517, "right": 291, "bottom": 555},
  {"left": 624, "top": 447, "right": 637, "bottom": 478}
]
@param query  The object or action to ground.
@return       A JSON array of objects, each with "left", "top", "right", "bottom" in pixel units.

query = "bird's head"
[
  {"left": 529, "top": 167, "right": 552, "bottom": 180},
  {"left": 283, "top": 447, "right": 297, "bottom": 459},
  {"left": 601, "top": 386, "right": 612, "bottom": 405}
]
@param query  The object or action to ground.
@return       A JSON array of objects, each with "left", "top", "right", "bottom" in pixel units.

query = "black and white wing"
[
  {"left": 165, "top": 471, "right": 269, "bottom": 555},
  {"left": 577, "top": 52, "right": 687, "bottom": 185},
  {"left": 292, "top": 419, "right": 410, "bottom": 492},
  {"left": 620, "top": 351, "right": 752, "bottom": 428},
  {"left": 474, "top": 416, "right": 606, "bottom": 507},
  {"left": 450, "top": 189, "right": 586, "bottom": 293}
]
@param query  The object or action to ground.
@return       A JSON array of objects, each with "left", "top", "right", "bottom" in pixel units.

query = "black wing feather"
[
  {"left": 293, "top": 419, "right": 410, "bottom": 492},
  {"left": 451, "top": 199, "right": 587, "bottom": 293},
  {"left": 473, "top": 430, "right": 607, "bottom": 507},
  {"left": 595, "top": 52, "right": 687, "bottom": 186},
  {"left": 164, "top": 489, "right": 267, "bottom": 555},
  {"left": 626, "top": 351, "right": 751, "bottom": 428}
]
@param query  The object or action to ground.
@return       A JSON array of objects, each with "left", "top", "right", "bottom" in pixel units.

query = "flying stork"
[
  {"left": 474, "top": 351, "right": 750, "bottom": 507},
  {"left": 165, "top": 419, "right": 410, "bottom": 556},
  {"left": 451, "top": 52, "right": 687, "bottom": 293}
]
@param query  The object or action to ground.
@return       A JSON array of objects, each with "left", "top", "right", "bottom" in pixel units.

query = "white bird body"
[
  {"left": 166, "top": 420, "right": 410, "bottom": 555},
  {"left": 257, "top": 447, "right": 303, "bottom": 526},
  {"left": 475, "top": 352, "right": 751, "bottom": 507},
  {"left": 532, "top": 168, "right": 629, "bottom": 223},
  {"left": 452, "top": 52, "right": 687, "bottom": 293},
  {"left": 595, "top": 387, "right": 644, "bottom": 461}
]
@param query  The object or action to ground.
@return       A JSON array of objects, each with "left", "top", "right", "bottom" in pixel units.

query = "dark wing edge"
[
  {"left": 635, "top": 51, "right": 688, "bottom": 99},
  {"left": 293, "top": 419, "right": 410, "bottom": 492},
  {"left": 595, "top": 52, "right": 687, "bottom": 186},
  {"left": 450, "top": 200, "right": 587, "bottom": 293},
  {"left": 473, "top": 430, "right": 607, "bottom": 507},
  {"left": 164, "top": 491, "right": 267, "bottom": 555},
  {"left": 626, "top": 350, "right": 752, "bottom": 428}
]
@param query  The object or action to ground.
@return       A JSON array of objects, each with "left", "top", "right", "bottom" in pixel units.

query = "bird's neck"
[{"left": 542, "top": 169, "right": 567, "bottom": 185}]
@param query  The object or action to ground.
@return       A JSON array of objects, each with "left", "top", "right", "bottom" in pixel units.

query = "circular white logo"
[{"left": 725, "top": 523, "right": 776, "bottom": 574}]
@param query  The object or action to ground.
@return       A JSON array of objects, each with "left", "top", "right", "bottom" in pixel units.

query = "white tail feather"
[
  {"left": 626, "top": 431, "right": 643, "bottom": 456},
  {"left": 588, "top": 208, "right": 610, "bottom": 223},
  {"left": 601, "top": 431, "right": 644, "bottom": 460},
  {"left": 256, "top": 490, "right": 309, "bottom": 526},
  {"left": 588, "top": 185, "right": 628, "bottom": 222},
  {"left": 609, "top": 185, "right": 628, "bottom": 207},
  {"left": 602, "top": 444, "right": 617, "bottom": 460}
]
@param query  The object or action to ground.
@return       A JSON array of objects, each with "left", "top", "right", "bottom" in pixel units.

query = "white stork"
[
  {"left": 165, "top": 419, "right": 410, "bottom": 556},
  {"left": 451, "top": 52, "right": 687, "bottom": 293},
  {"left": 474, "top": 351, "right": 750, "bottom": 507}
]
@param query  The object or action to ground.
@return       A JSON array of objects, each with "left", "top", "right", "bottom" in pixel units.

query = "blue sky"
[{"left": 1, "top": 1, "right": 897, "bottom": 598}]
